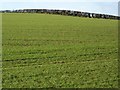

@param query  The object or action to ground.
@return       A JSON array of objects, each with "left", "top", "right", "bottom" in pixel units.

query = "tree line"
[{"left": 1, "top": 9, "right": 120, "bottom": 20}]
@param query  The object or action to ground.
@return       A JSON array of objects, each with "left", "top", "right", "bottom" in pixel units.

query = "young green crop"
[{"left": 2, "top": 13, "right": 118, "bottom": 88}]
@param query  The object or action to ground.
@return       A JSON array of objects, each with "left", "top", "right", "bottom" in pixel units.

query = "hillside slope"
[{"left": 2, "top": 13, "right": 118, "bottom": 88}]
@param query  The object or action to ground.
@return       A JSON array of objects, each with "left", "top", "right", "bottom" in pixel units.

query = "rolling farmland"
[{"left": 2, "top": 13, "right": 118, "bottom": 88}]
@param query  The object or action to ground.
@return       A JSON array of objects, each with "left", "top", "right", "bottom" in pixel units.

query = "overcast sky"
[{"left": 0, "top": 0, "right": 120, "bottom": 16}]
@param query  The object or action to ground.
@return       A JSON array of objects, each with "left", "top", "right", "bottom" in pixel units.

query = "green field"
[{"left": 2, "top": 13, "right": 118, "bottom": 88}]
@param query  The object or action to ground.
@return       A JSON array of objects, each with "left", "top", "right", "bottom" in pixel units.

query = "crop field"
[{"left": 2, "top": 13, "right": 118, "bottom": 88}]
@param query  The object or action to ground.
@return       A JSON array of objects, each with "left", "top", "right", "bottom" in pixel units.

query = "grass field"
[{"left": 2, "top": 13, "right": 118, "bottom": 88}]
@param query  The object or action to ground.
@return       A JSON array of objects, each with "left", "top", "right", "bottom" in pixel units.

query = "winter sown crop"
[{"left": 2, "top": 13, "right": 118, "bottom": 88}]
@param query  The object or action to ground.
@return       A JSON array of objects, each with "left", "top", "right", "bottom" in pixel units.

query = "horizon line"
[{"left": 1, "top": 8, "right": 119, "bottom": 17}]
